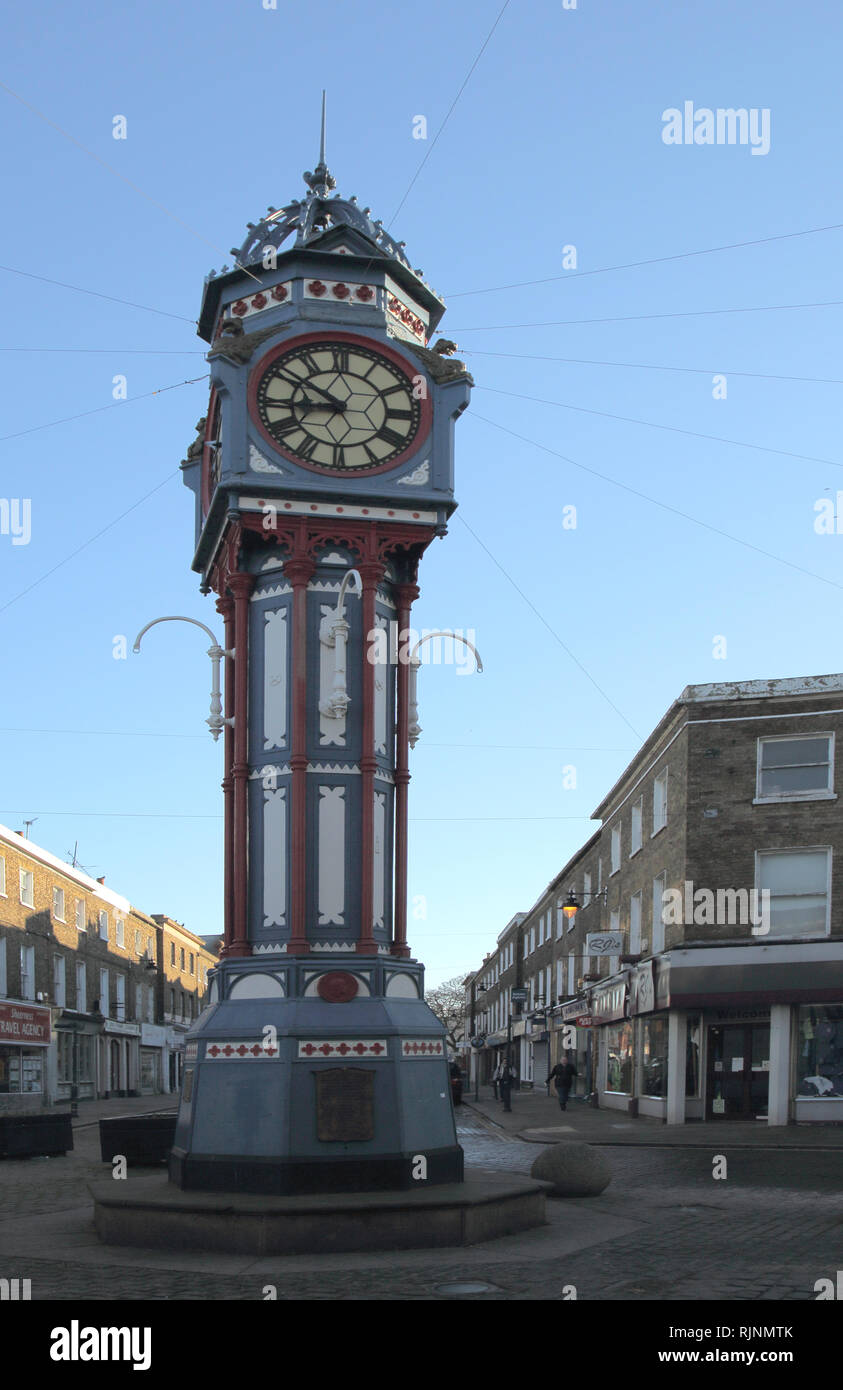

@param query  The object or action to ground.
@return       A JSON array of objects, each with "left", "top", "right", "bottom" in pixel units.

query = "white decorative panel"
[
  {"left": 228, "top": 973, "right": 285, "bottom": 1000},
  {"left": 263, "top": 787, "right": 287, "bottom": 928},
  {"left": 373, "top": 791, "right": 386, "bottom": 929},
  {"left": 263, "top": 609, "right": 287, "bottom": 750},
  {"left": 318, "top": 786, "right": 346, "bottom": 926},
  {"left": 385, "top": 973, "right": 419, "bottom": 999},
  {"left": 374, "top": 615, "right": 388, "bottom": 755},
  {"left": 319, "top": 602, "right": 347, "bottom": 747}
]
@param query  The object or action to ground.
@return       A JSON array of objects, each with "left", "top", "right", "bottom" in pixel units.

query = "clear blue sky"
[{"left": 2, "top": 0, "right": 842, "bottom": 986}]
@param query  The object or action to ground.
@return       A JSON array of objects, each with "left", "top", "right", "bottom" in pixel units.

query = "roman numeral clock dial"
[{"left": 251, "top": 337, "right": 425, "bottom": 475}]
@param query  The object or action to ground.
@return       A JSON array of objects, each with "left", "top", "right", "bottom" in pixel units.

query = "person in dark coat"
[
  {"left": 547, "top": 1056, "right": 577, "bottom": 1111},
  {"left": 499, "top": 1060, "right": 517, "bottom": 1112}
]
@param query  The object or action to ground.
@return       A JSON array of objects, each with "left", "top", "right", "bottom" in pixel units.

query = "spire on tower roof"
[{"left": 302, "top": 90, "right": 337, "bottom": 197}]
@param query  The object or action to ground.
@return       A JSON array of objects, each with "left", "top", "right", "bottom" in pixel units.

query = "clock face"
[{"left": 252, "top": 337, "right": 424, "bottom": 474}]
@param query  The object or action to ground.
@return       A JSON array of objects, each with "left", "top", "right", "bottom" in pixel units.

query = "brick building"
[
  {"left": 0, "top": 824, "right": 218, "bottom": 1112},
  {"left": 466, "top": 674, "right": 843, "bottom": 1126}
]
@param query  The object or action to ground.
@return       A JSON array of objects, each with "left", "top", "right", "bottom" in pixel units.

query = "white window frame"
[
  {"left": 52, "top": 886, "right": 66, "bottom": 922},
  {"left": 99, "top": 910, "right": 108, "bottom": 942},
  {"left": 652, "top": 769, "right": 668, "bottom": 835},
  {"left": 115, "top": 917, "right": 125, "bottom": 949},
  {"left": 0, "top": 856, "right": 6, "bottom": 896},
  {"left": 99, "top": 968, "right": 109, "bottom": 1015},
  {"left": 755, "top": 732, "right": 835, "bottom": 804},
  {"left": 19, "top": 869, "right": 34, "bottom": 908},
  {"left": 20, "top": 943, "right": 35, "bottom": 1000},
  {"left": 0, "top": 937, "right": 6, "bottom": 996},
  {"left": 567, "top": 954, "right": 576, "bottom": 996},
  {"left": 652, "top": 873, "right": 666, "bottom": 954},
  {"left": 75, "top": 899, "right": 85, "bottom": 932},
  {"left": 630, "top": 892, "right": 642, "bottom": 953},
  {"left": 755, "top": 846, "right": 832, "bottom": 939},
  {"left": 76, "top": 961, "right": 86, "bottom": 1011},
  {"left": 630, "top": 798, "right": 643, "bottom": 856},
  {"left": 53, "top": 954, "right": 66, "bottom": 1008},
  {"left": 611, "top": 826, "right": 621, "bottom": 874},
  {"left": 609, "top": 909, "right": 621, "bottom": 974}
]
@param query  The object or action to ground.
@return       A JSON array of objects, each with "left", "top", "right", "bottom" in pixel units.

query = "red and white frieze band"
[
  {"left": 298, "top": 1039, "right": 388, "bottom": 1057},
  {"left": 203, "top": 1038, "right": 444, "bottom": 1059}
]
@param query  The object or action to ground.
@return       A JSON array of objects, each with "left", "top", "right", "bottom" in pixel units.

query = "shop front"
[
  {"left": 553, "top": 998, "right": 594, "bottom": 1099},
  {"left": 658, "top": 943, "right": 843, "bottom": 1125},
  {"left": 98, "top": 1020, "right": 141, "bottom": 1098},
  {"left": 591, "top": 976, "right": 633, "bottom": 1113},
  {"left": 140, "top": 1023, "right": 166, "bottom": 1094},
  {"left": 55, "top": 1010, "right": 100, "bottom": 1105},
  {"left": 0, "top": 1000, "right": 52, "bottom": 1113}
]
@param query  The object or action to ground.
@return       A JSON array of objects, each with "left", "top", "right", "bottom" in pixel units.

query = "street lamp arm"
[
  {"left": 132, "top": 615, "right": 234, "bottom": 742},
  {"left": 407, "top": 631, "right": 484, "bottom": 748}
]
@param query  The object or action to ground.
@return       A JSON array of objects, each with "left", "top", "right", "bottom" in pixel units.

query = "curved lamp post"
[
  {"left": 132, "top": 616, "right": 234, "bottom": 742},
  {"left": 318, "top": 567, "right": 363, "bottom": 719},
  {"left": 407, "top": 631, "right": 483, "bottom": 747}
]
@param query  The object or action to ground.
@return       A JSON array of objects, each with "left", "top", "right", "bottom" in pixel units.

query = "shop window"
[
  {"left": 686, "top": 1017, "right": 702, "bottom": 1097},
  {"left": 797, "top": 1006, "right": 843, "bottom": 1098},
  {"left": 58, "top": 1031, "right": 72, "bottom": 1084},
  {"left": 757, "top": 848, "right": 830, "bottom": 937},
  {"left": 757, "top": 735, "right": 833, "bottom": 801},
  {"left": 641, "top": 1016, "right": 668, "bottom": 1097},
  {"left": 0, "top": 1046, "right": 43, "bottom": 1093},
  {"left": 605, "top": 1022, "right": 634, "bottom": 1093}
]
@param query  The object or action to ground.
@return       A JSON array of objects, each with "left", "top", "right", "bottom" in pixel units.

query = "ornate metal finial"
[{"left": 302, "top": 90, "right": 337, "bottom": 196}]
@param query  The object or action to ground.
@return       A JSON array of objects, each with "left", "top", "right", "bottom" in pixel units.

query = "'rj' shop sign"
[{"left": 0, "top": 1001, "right": 51, "bottom": 1045}]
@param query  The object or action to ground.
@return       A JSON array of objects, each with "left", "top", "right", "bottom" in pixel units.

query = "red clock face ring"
[{"left": 249, "top": 332, "right": 431, "bottom": 477}]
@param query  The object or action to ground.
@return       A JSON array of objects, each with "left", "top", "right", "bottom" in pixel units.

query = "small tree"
[{"left": 425, "top": 975, "right": 469, "bottom": 1054}]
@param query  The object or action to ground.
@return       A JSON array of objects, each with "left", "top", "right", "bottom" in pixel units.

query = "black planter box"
[
  {"left": 0, "top": 1112, "right": 73, "bottom": 1158},
  {"left": 100, "top": 1113, "right": 178, "bottom": 1165}
]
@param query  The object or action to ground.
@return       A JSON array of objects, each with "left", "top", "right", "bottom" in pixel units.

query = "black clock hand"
[{"left": 295, "top": 382, "right": 348, "bottom": 411}]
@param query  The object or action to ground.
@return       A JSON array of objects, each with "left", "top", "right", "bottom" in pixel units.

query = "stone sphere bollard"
[{"left": 530, "top": 1142, "right": 612, "bottom": 1197}]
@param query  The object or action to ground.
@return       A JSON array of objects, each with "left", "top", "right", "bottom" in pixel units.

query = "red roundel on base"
[{"left": 316, "top": 971, "right": 359, "bottom": 1003}]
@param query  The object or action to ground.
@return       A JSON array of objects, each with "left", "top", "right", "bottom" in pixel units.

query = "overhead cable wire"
[{"left": 468, "top": 410, "right": 843, "bottom": 592}]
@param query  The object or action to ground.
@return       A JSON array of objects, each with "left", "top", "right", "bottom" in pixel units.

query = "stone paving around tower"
[{"left": 0, "top": 1098, "right": 840, "bottom": 1302}]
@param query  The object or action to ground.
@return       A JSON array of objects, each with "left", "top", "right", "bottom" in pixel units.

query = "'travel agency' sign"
[{"left": 0, "top": 1001, "right": 51, "bottom": 1045}]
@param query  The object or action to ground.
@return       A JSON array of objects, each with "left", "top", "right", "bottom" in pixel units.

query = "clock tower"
[{"left": 173, "top": 109, "right": 471, "bottom": 1193}]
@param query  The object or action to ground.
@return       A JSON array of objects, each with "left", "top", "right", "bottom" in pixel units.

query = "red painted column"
[
  {"left": 285, "top": 541, "right": 315, "bottom": 955},
  {"left": 227, "top": 572, "right": 254, "bottom": 958},
  {"left": 216, "top": 594, "right": 235, "bottom": 956},
  {"left": 392, "top": 581, "right": 418, "bottom": 959},
  {"left": 357, "top": 556, "right": 385, "bottom": 955}
]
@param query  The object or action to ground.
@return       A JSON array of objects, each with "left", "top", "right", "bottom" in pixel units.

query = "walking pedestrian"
[
  {"left": 547, "top": 1056, "right": 577, "bottom": 1111},
  {"left": 492, "top": 1061, "right": 502, "bottom": 1100},
  {"left": 499, "top": 1060, "right": 516, "bottom": 1113}
]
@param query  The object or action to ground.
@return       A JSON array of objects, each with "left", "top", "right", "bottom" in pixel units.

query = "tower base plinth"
[{"left": 91, "top": 1169, "right": 549, "bottom": 1255}]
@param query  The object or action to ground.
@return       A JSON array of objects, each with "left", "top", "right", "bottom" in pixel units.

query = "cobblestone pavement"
[{"left": 0, "top": 1115, "right": 840, "bottom": 1300}]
